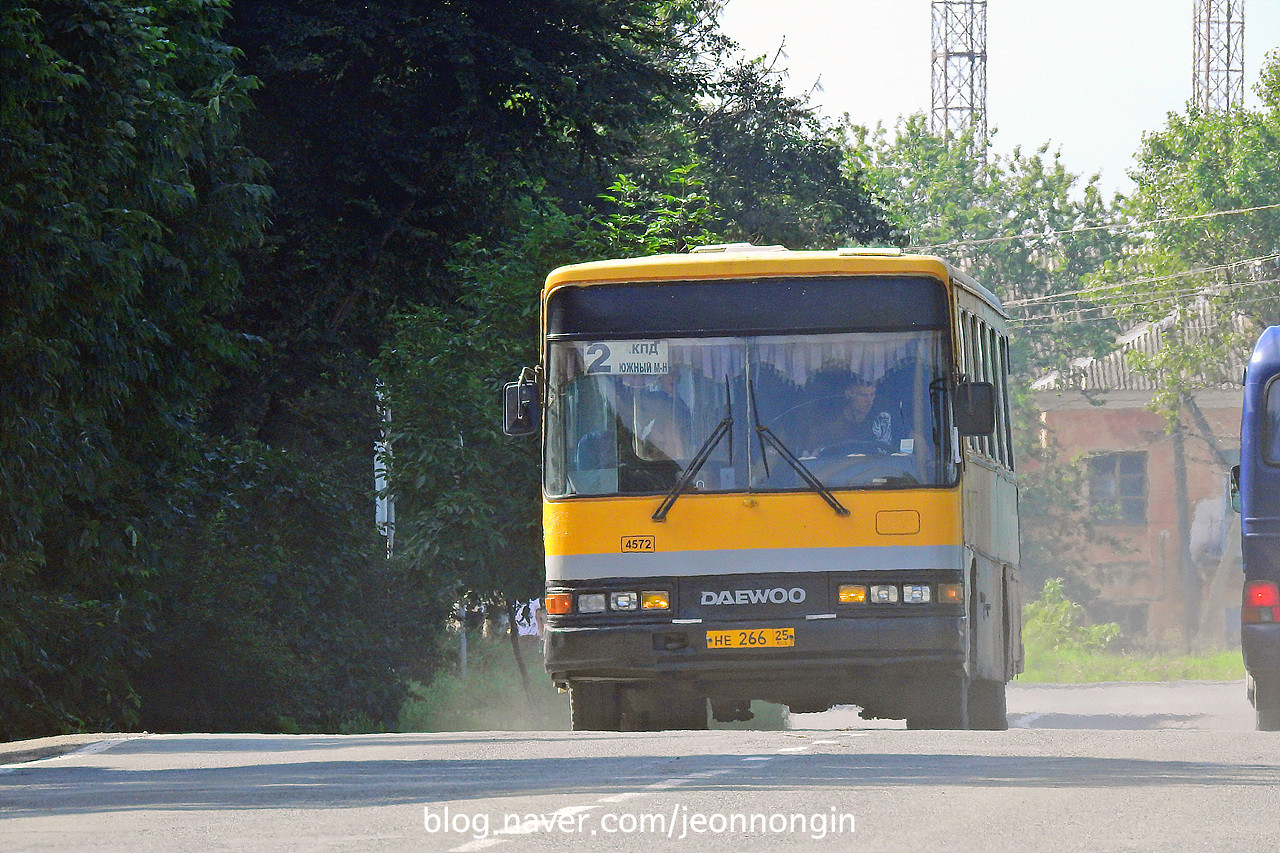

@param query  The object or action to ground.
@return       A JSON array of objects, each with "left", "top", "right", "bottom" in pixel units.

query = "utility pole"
[
  {"left": 930, "top": 0, "right": 988, "bottom": 147},
  {"left": 1193, "top": 0, "right": 1245, "bottom": 113}
]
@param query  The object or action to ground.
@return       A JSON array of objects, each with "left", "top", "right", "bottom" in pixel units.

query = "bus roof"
[{"left": 543, "top": 247, "right": 1007, "bottom": 318}]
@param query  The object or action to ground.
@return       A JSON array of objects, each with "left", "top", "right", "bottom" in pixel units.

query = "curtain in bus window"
[
  {"left": 747, "top": 331, "right": 951, "bottom": 489},
  {"left": 751, "top": 333, "right": 931, "bottom": 386},
  {"left": 546, "top": 339, "right": 746, "bottom": 497}
]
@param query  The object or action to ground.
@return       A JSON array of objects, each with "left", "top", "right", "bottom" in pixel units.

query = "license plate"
[{"left": 706, "top": 628, "right": 795, "bottom": 649}]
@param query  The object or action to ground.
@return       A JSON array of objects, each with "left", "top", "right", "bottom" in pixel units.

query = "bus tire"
[
  {"left": 569, "top": 682, "right": 622, "bottom": 731},
  {"left": 905, "top": 672, "right": 969, "bottom": 730},
  {"left": 967, "top": 678, "right": 1008, "bottom": 731},
  {"left": 1254, "top": 674, "right": 1280, "bottom": 732}
]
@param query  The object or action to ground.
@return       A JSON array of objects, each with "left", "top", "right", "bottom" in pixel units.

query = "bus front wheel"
[
  {"left": 905, "top": 672, "right": 969, "bottom": 730},
  {"left": 967, "top": 678, "right": 1009, "bottom": 730}
]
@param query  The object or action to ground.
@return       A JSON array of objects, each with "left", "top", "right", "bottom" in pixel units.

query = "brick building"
[{"left": 1032, "top": 306, "right": 1249, "bottom": 647}]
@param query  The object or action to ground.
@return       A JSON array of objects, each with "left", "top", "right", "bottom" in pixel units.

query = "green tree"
[
  {"left": 843, "top": 116, "right": 1133, "bottom": 600},
  {"left": 844, "top": 115, "right": 1128, "bottom": 377},
  {"left": 1110, "top": 71, "right": 1280, "bottom": 418},
  {"left": 0, "top": 0, "right": 269, "bottom": 738},
  {"left": 382, "top": 172, "right": 720, "bottom": 646},
  {"left": 137, "top": 440, "right": 425, "bottom": 733},
  {"left": 680, "top": 55, "right": 900, "bottom": 248}
]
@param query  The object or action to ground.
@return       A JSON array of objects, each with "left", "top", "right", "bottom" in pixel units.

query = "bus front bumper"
[{"left": 544, "top": 615, "right": 966, "bottom": 684}]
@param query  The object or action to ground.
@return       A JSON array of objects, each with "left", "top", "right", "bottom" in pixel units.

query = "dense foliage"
[
  {"left": 0, "top": 0, "right": 896, "bottom": 738},
  {"left": 0, "top": 0, "right": 268, "bottom": 738},
  {"left": 1104, "top": 57, "right": 1280, "bottom": 417}
]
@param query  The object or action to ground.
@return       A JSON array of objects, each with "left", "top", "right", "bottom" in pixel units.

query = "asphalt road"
[{"left": 1, "top": 681, "right": 1275, "bottom": 852}]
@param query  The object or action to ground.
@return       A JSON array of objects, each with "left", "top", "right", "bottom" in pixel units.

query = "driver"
[
  {"left": 800, "top": 374, "right": 893, "bottom": 456},
  {"left": 621, "top": 371, "right": 690, "bottom": 463}
]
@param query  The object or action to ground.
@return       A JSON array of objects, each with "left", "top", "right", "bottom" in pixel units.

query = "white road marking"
[
  {"left": 1014, "top": 712, "right": 1046, "bottom": 728},
  {"left": 644, "top": 778, "right": 691, "bottom": 789},
  {"left": 448, "top": 839, "right": 507, "bottom": 852}
]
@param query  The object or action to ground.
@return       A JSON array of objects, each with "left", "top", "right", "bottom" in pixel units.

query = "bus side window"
[
  {"left": 999, "top": 335, "right": 1014, "bottom": 471},
  {"left": 983, "top": 324, "right": 1002, "bottom": 465}
]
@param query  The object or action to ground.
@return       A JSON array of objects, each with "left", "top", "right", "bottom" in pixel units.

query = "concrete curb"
[{"left": 0, "top": 733, "right": 137, "bottom": 766}]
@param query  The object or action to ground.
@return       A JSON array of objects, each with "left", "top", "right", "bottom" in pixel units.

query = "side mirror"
[
  {"left": 502, "top": 378, "right": 540, "bottom": 437},
  {"left": 954, "top": 381, "right": 996, "bottom": 437},
  {"left": 1230, "top": 464, "right": 1241, "bottom": 514}
]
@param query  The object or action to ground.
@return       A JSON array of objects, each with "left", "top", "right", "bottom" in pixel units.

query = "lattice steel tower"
[
  {"left": 931, "top": 0, "right": 987, "bottom": 144},
  {"left": 1193, "top": 0, "right": 1245, "bottom": 113}
]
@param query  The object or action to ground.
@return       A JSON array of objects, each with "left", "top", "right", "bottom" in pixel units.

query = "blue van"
[{"left": 1234, "top": 325, "right": 1280, "bottom": 730}]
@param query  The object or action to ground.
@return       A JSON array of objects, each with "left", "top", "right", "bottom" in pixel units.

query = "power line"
[
  {"left": 908, "top": 202, "right": 1280, "bottom": 252},
  {"left": 1007, "top": 279, "right": 1280, "bottom": 331},
  {"left": 1009, "top": 277, "right": 1280, "bottom": 322},
  {"left": 1004, "top": 254, "right": 1280, "bottom": 311}
]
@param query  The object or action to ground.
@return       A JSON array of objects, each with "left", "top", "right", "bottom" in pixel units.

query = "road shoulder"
[{"left": 0, "top": 733, "right": 135, "bottom": 766}]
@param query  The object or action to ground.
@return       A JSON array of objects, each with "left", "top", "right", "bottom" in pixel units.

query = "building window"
[{"left": 1088, "top": 452, "right": 1147, "bottom": 524}]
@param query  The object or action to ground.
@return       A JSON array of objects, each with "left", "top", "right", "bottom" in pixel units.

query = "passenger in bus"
[
  {"left": 799, "top": 373, "right": 894, "bottom": 456},
  {"left": 623, "top": 372, "right": 692, "bottom": 463}
]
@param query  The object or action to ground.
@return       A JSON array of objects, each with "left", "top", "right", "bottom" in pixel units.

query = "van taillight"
[{"left": 1243, "top": 581, "right": 1280, "bottom": 624}]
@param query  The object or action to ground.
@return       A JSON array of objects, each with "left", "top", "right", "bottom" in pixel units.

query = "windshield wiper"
[
  {"left": 748, "top": 379, "right": 850, "bottom": 518},
  {"left": 652, "top": 379, "right": 734, "bottom": 522}
]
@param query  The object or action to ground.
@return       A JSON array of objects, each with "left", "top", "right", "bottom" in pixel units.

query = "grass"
[
  {"left": 1018, "top": 648, "right": 1245, "bottom": 683},
  {"left": 1019, "top": 577, "right": 1246, "bottom": 683}
]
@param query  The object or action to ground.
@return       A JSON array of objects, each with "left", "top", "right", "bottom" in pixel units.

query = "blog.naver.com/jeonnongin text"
[{"left": 423, "top": 803, "right": 856, "bottom": 842}]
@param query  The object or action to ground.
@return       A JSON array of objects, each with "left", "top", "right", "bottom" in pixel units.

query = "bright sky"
[{"left": 719, "top": 0, "right": 1280, "bottom": 196}]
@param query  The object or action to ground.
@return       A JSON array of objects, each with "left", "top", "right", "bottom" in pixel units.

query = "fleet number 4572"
[{"left": 621, "top": 536, "right": 655, "bottom": 553}]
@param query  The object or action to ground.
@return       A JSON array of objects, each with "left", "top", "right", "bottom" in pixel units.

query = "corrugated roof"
[{"left": 1031, "top": 296, "right": 1253, "bottom": 392}]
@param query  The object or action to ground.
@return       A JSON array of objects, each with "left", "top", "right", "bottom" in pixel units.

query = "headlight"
[
  {"left": 870, "top": 584, "right": 900, "bottom": 604},
  {"left": 610, "top": 591, "right": 639, "bottom": 611},
  {"left": 577, "top": 593, "right": 607, "bottom": 614},
  {"left": 902, "top": 584, "right": 931, "bottom": 604}
]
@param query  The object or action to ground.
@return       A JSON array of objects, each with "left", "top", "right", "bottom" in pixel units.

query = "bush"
[
  {"left": 133, "top": 440, "right": 437, "bottom": 733},
  {"left": 1020, "top": 578, "right": 1244, "bottom": 682},
  {"left": 1023, "top": 577, "right": 1121, "bottom": 658}
]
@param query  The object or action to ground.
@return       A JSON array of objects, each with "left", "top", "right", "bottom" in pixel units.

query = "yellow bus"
[{"left": 503, "top": 244, "right": 1022, "bottom": 730}]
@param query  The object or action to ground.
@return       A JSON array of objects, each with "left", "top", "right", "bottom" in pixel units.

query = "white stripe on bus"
[{"left": 545, "top": 544, "right": 965, "bottom": 580}]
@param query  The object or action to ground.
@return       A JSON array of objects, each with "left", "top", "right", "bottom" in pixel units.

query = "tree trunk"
[
  {"left": 507, "top": 599, "right": 533, "bottom": 705},
  {"left": 1172, "top": 418, "right": 1198, "bottom": 651}
]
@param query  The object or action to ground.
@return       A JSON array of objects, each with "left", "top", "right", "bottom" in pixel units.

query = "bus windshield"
[{"left": 545, "top": 330, "right": 956, "bottom": 497}]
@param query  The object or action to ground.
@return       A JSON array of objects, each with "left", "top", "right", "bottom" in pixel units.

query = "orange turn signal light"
[
  {"left": 640, "top": 590, "right": 670, "bottom": 611},
  {"left": 838, "top": 584, "right": 867, "bottom": 604},
  {"left": 939, "top": 583, "right": 964, "bottom": 605},
  {"left": 545, "top": 592, "right": 573, "bottom": 615}
]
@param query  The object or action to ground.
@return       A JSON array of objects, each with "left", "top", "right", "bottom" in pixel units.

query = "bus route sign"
[{"left": 579, "top": 341, "right": 669, "bottom": 375}]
